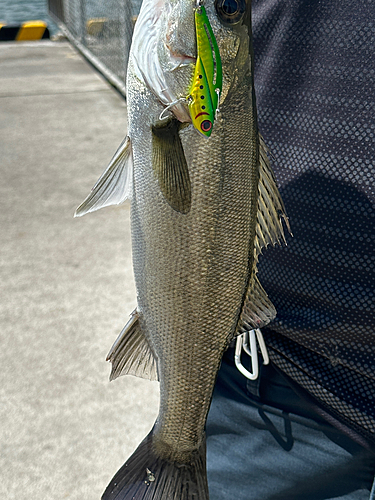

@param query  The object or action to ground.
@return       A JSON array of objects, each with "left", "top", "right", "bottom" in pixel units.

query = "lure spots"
[{"left": 188, "top": 6, "right": 222, "bottom": 137}]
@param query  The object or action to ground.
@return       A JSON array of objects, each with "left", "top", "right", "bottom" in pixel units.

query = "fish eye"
[{"left": 215, "top": 0, "right": 246, "bottom": 24}]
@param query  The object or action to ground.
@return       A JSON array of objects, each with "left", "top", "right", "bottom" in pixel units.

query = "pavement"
[{"left": 0, "top": 40, "right": 159, "bottom": 500}]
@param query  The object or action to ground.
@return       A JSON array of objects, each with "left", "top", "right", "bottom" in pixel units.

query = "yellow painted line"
[
  {"left": 86, "top": 18, "right": 108, "bottom": 36},
  {"left": 16, "top": 21, "right": 47, "bottom": 41}
]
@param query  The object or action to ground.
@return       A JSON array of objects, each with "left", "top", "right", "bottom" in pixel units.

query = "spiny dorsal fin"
[
  {"left": 152, "top": 117, "right": 191, "bottom": 214},
  {"left": 74, "top": 136, "right": 133, "bottom": 217},
  {"left": 254, "top": 134, "right": 291, "bottom": 259},
  {"left": 106, "top": 311, "right": 158, "bottom": 381},
  {"left": 236, "top": 134, "right": 291, "bottom": 333}
]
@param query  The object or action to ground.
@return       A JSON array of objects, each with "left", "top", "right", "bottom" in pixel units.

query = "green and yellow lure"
[{"left": 188, "top": 5, "right": 223, "bottom": 137}]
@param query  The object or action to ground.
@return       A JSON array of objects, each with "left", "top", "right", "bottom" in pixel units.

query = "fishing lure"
[{"left": 188, "top": 4, "right": 223, "bottom": 137}]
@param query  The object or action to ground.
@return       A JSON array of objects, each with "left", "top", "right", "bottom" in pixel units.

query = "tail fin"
[{"left": 102, "top": 431, "right": 209, "bottom": 500}]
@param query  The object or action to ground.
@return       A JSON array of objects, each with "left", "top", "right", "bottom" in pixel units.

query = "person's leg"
[
  {"left": 206, "top": 349, "right": 375, "bottom": 500},
  {"left": 369, "top": 477, "right": 375, "bottom": 500}
]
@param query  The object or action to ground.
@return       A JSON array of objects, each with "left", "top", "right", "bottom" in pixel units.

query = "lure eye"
[
  {"left": 215, "top": 0, "right": 246, "bottom": 24},
  {"left": 201, "top": 120, "right": 213, "bottom": 132}
]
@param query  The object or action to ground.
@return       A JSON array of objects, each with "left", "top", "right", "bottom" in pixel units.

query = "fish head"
[{"left": 132, "top": 0, "right": 252, "bottom": 127}]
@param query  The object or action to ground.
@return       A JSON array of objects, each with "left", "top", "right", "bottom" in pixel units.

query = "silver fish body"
[
  {"left": 129, "top": 70, "right": 258, "bottom": 461},
  {"left": 75, "top": 0, "right": 289, "bottom": 498}
]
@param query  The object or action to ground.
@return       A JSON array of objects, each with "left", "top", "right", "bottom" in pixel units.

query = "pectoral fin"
[
  {"left": 107, "top": 310, "right": 158, "bottom": 381},
  {"left": 74, "top": 136, "right": 133, "bottom": 217},
  {"left": 152, "top": 117, "right": 191, "bottom": 214}
]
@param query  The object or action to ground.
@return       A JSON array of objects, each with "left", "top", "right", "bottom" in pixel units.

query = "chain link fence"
[{"left": 48, "top": 0, "right": 141, "bottom": 95}]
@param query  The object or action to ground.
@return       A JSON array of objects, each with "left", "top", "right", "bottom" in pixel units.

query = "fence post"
[
  {"left": 79, "top": 0, "right": 86, "bottom": 44},
  {"left": 122, "top": 0, "right": 134, "bottom": 92}
]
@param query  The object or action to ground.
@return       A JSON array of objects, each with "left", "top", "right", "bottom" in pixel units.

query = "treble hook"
[{"left": 159, "top": 97, "right": 189, "bottom": 121}]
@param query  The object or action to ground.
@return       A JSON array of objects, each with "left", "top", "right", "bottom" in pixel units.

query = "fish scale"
[
  {"left": 129, "top": 70, "right": 258, "bottom": 464},
  {"left": 75, "top": 0, "right": 289, "bottom": 497}
]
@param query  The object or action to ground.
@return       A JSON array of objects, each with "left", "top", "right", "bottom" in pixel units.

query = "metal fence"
[{"left": 48, "top": 0, "right": 141, "bottom": 95}]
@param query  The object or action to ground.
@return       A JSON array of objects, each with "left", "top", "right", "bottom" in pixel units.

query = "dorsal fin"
[
  {"left": 237, "top": 275, "right": 277, "bottom": 331},
  {"left": 152, "top": 117, "right": 191, "bottom": 214},
  {"left": 254, "top": 134, "right": 291, "bottom": 260},
  {"left": 237, "top": 134, "right": 291, "bottom": 333},
  {"left": 107, "top": 311, "right": 158, "bottom": 382},
  {"left": 74, "top": 136, "right": 133, "bottom": 217}
]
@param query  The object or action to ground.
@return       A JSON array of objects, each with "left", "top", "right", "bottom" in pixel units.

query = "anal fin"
[{"left": 107, "top": 311, "right": 158, "bottom": 381}]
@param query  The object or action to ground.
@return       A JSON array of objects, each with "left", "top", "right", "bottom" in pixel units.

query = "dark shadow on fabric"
[{"left": 259, "top": 170, "right": 375, "bottom": 368}]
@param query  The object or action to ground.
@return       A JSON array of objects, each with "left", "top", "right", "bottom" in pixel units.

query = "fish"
[{"left": 75, "top": 0, "right": 290, "bottom": 498}]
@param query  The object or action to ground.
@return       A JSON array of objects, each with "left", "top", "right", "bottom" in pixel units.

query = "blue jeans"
[{"left": 206, "top": 348, "right": 375, "bottom": 500}]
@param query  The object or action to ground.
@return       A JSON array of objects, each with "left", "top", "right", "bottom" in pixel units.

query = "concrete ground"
[{"left": 0, "top": 41, "right": 159, "bottom": 499}]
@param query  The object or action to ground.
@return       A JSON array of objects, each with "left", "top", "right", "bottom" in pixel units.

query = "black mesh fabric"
[{"left": 252, "top": 0, "right": 375, "bottom": 442}]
